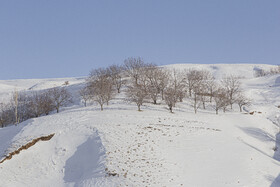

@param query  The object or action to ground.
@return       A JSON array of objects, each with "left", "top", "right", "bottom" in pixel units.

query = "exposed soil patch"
[{"left": 0, "top": 133, "right": 55, "bottom": 164}]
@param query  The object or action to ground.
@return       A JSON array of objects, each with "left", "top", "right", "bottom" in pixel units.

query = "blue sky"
[{"left": 0, "top": 0, "right": 279, "bottom": 79}]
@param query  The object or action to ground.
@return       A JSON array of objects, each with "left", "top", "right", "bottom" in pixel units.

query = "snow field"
[{"left": 0, "top": 64, "right": 279, "bottom": 186}]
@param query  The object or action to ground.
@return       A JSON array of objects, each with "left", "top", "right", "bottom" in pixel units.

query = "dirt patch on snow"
[{"left": 0, "top": 133, "right": 55, "bottom": 164}]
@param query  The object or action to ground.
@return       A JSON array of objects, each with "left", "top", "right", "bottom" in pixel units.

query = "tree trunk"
[
  {"left": 187, "top": 88, "right": 191, "bottom": 97},
  {"left": 216, "top": 109, "right": 218, "bottom": 115},
  {"left": 137, "top": 104, "right": 141, "bottom": 111},
  {"left": 100, "top": 104, "right": 103, "bottom": 111},
  {"left": 194, "top": 95, "right": 197, "bottom": 114},
  {"left": 239, "top": 105, "right": 242, "bottom": 112}
]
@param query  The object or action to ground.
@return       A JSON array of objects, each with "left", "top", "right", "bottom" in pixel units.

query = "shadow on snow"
[{"left": 63, "top": 132, "right": 106, "bottom": 187}]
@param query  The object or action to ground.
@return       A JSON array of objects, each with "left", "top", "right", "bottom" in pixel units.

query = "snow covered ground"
[{"left": 0, "top": 64, "right": 280, "bottom": 187}]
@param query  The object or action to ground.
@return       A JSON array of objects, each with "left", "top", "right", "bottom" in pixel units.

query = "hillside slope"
[{"left": 0, "top": 64, "right": 279, "bottom": 187}]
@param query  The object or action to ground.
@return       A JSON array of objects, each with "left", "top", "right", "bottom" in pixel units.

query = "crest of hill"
[
  {"left": 164, "top": 63, "right": 276, "bottom": 79},
  {"left": 0, "top": 64, "right": 277, "bottom": 103},
  {"left": 0, "top": 63, "right": 280, "bottom": 186}
]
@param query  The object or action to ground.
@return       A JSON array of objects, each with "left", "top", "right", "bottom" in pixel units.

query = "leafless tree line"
[
  {"left": 254, "top": 65, "right": 280, "bottom": 77},
  {"left": 0, "top": 57, "right": 252, "bottom": 128},
  {"left": 123, "top": 58, "right": 250, "bottom": 114},
  {"left": 80, "top": 64, "right": 125, "bottom": 110},
  {"left": 0, "top": 87, "right": 72, "bottom": 128},
  {"left": 82, "top": 57, "right": 251, "bottom": 114}
]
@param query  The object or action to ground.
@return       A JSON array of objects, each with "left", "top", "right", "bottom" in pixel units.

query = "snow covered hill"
[
  {"left": 0, "top": 64, "right": 280, "bottom": 187},
  {"left": 164, "top": 63, "right": 276, "bottom": 79}
]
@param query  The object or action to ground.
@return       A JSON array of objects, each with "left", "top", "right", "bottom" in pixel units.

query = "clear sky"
[{"left": 0, "top": 0, "right": 279, "bottom": 79}]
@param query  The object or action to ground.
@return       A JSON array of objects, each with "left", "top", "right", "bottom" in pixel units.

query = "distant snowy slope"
[
  {"left": 164, "top": 63, "right": 276, "bottom": 79},
  {"left": 0, "top": 77, "right": 85, "bottom": 103},
  {"left": 0, "top": 63, "right": 280, "bottom": 187}
]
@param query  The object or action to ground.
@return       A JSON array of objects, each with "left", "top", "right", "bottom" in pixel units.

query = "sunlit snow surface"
[{"left": 0, "top": 64, "right": 280, "bottom": 187}]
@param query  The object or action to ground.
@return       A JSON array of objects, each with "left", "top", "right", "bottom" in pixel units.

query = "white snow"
[
  {"left": 274, "top": 76, "right": 280, "bottom": 87},
  {"left": 164, "top": 63, "right": 275, "bottom": 79},
  {"left": 0, "top": 77, "right": 85, "bottom": 103},
  {"left": 0, "top": 64, "right": 280, "bottom": 187}
]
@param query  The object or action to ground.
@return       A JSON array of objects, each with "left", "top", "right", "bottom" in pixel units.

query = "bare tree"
[
  {"left": 254, "top": 69, "right": 267, "bottom": 77},
  {"left": 49, "top": 87, "right": 72, "bottom": 113},
  {"left": 157, "top": 69, "right": 170, "bottom": 100},
  {"left": 107, "top": 65, "right": 125, "bottom": 93},
  {"left": 254, "top": 66, "right": 280, "bottom": 77},
  {"left": 195, "top": 70, "right": 215, "bottom": 109},
  {"left": 89, "top": 68, "right": 110, "bottom": 82},
  {"left": 170, "top": 69, "right": 185, "bottom": 102},
  {"left": 1, "top": 90, "right": 56, "bottom": 128},
  {"left": 144, "top": 66, "right": 164, "bottom": 104},
  {"left": 79, "top": 86, "right": 91, "bottom": 107},
  {"left": 236, "top": 94, "right": 251, "bottom": 112},
  {"left": 204, "top": 72, "right": 216, "bottom": 103},
  {"left": 13, "top": 91, "right": 30, "bottom": 123},
  {"left": 10, "top": 91, "right": 28, "bottom": 124},
  {"left": 0, "top": 103, "right": 11, "bottom": 128},
  {"left": 104, "top": 82, "right": 114, "bottom": 106},
  {"left": 12, "top": 90, "right": 19, "bottom": 125},
  {"left": 221, "top": 75, "right": 241, "bottom": 109},
  {"left": 29, "top": 92, "right": 45, "bottom": 117},
  {"left": 185, "top": 69, "right": 204, "bottom": 97},
  {"left": 269, "top": 66, "right": 280, "bottom": 75},
  {"left": 87, "top": 77, "right": 114, "bottom": 111},
  {"left": 0, "top": 103, "right": 5, "bottom": 128},
  {"left": 147, "top": 85, "right": 159, "bottom": 104},
  {"left": 125, "top": 83, "right": 147, "bottom": 111},
  {"left": 213, "top": 88, "right": 229, "bottom": 114},
  {"left": 88, "top": 67, "right": 115, "bottom": 110},
  {"left": 164, "top": 87, "right": 177, "bottom": 113},
  {"left": 192, "top": 85, "right": 202, "bottom": 114},
  {"left": 144, "top": 67, "right": 170, "bottom": 103},
  {"left": 40, "top": 92, "right": 54, "bottom": 115},
  {"left": 199, "top": 88, "right": 208, "bottom": 110},
  {"left": 187, "top": 70, "right": 205, "bottom": 113},
  {"left": 124, "top": 57, "right": 151, "bottom": 85}
]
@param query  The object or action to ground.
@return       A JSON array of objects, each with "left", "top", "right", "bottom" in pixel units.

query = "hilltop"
[{"left": 0, "top": 64, "right": 279, "bottom": 187}]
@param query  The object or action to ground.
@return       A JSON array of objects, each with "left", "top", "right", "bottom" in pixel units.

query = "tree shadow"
[
  {"left": 239, "top": 127, "right": 280, "bottom": 186},
  {"left": 239, "top": 138, "right": 272, "bottom": 159},
  {"left": 63, "top": 132, "right": 106, "bottom": 186},
  {"left": 270, "top": 173, "right": 280, "bottom": 187},
  {"left": 271, "top": 132, "right": 280, "bottom": 187},
  {"left": 239, "top": 127, "right": 275, "bottom": 143}
]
